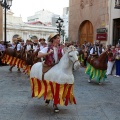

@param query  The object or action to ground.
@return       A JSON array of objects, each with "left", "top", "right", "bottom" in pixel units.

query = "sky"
[{"left": 10, "top": 0, "right": 69, "bottom": 22}]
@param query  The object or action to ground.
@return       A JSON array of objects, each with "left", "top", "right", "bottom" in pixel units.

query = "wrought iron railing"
[{"left": 115, "top": 0, "right": 120, "bottom": 9}]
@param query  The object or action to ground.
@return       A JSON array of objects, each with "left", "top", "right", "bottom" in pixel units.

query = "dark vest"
[
  {"left": 44, "top": 46, "right": 62, "bottom": 66},
  {"left": 93, "top": 46, "right": 102, "bottom": 56}
]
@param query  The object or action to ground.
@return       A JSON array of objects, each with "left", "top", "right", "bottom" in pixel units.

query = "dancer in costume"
[
  {"left": 30, "top": 33, "right": 80, "bottom": 113},
  {"left": 9, "top": 37, "right": 22, "bottom": 72},
  {"left": 37, "top": 34, "right": 63, "bottom": 64},
  {"left": 1, "top": 36, "right": 25, "bottom": 72},
  {"left": 37, "top": 33, "right": 63, "bottom": 112},
  {"left": 39, "top": 38, "right": 47, "bottom": 51},
  {"left": 85, "top": 41, "right": 107, "bottom": 84},
  {"left": 24, "top": 39, "right": 33, "bottom": 52}
]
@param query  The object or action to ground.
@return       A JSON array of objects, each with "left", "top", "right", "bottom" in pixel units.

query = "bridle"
[{"left": 68, "top": 50, "right": 79, "bottom": 66}]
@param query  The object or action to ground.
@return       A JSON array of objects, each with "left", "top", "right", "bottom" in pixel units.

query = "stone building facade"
[
  {"left": 69, "top": 0, "right": 120, "bottom": 46},
  {"left": 0, "top": 6, "right": 3, "bottom": 41}
]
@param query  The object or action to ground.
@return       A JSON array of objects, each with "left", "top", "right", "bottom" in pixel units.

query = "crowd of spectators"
[
  {"left": 0, "top": 39, "right": 120, "bottom": 77},
  {"left": 76, "top": 40, "right": 120, "bottom": 77}
]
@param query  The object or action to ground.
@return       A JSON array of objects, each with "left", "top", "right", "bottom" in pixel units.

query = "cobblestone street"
[{"left": 0, "top": 66, "right": 120, "bottom": 120}]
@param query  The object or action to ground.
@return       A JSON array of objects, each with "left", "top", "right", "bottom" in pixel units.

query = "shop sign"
[
  {"left": 96, "top": 33, "right": 107, "bottom": 41},
  {"left": 97, "top": 28, "right": 107, "bottom": 33}
]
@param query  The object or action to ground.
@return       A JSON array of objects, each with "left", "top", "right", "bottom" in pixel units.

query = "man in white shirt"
[
  {"left": 37, "top": 33, "right": 63, "bottom": 112},
  {"left": 25, "top": 39, "right": 32, "bottom": 52},
  {"left": 38, "top": 34, "right": 63, "bottom": 65},
  {"left": 9, "top": 38, "right": 22, "bottom": 72},
  {"left": 87, "top": 41, "right": 104, "bottom": 83},
  {"left": 39, "top": 38, "right": 47, "bottom": 51},
  {"left": 16, "top": 42, "right": 21, "bottom": 51},
  {"left": 33, "top": 42, "right": 39, "bottom": 52},
  {"left": 90, "top": 41, "right": 104, "bottom": 57}
]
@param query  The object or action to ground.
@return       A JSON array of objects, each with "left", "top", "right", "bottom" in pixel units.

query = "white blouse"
[
  {"left": 26, "top": 45, "right": 31, "bottom": 51},
  {"left": 39, "top": 46, "right": 59, "bottom": 63}
]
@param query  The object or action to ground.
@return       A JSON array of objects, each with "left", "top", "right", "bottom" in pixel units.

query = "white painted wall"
[
  {"left": 108, "top": 0, "right": 120, "bottom": 45},
  {"left": 3, "top": 11, "right": 57, "bottom": 43}
]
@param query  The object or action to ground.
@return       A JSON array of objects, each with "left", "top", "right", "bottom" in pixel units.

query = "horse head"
[
  {"left": 87, "top": 55, "right": 92, "bottom": 64},
  {"left": 32, "top": 49, "right": 41, "bottom": 64},
  {"left": 25, "top": 50, "right": 34, "bottom": 66},
  {"left": 106, "top": 49, "right": 113, "bottom": 57},
  {"left": 5, "top": 47, "right": 16, "bottom": 57},
  {"left": 67, "top": 45, "right": 80, "bottom": 70},
  {"left": 91, "top": 49, "right": 110, "bottom": 70},
  {"left": 15, "top": 50, "right": 22, "bottom": 59}
]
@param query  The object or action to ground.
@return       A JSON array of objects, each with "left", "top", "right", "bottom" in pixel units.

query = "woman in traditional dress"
[{"left": 106, "top": 46, "right": 116, "bottom": 75}]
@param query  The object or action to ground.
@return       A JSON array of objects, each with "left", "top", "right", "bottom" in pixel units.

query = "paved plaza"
[{"left": 0, "top": 65, "right": 120, "bottom": 120}]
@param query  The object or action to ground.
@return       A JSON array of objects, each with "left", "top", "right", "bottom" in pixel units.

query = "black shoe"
[
  {"left": 53, "top": 104, "right": 59, "bottom": 113},
  {"left": 17, "top": 69, "right": 21, "bottom": 72},
  {"left": 9, "top": 68, "right": 12, "bottom": 72},
  {"left": 45, "top": 100, "right": 50, "bottom": 106}
]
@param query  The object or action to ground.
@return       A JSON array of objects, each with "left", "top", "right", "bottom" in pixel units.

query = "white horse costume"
[{"left": 30, "top": 45, "right": 80, "bottom": 106}]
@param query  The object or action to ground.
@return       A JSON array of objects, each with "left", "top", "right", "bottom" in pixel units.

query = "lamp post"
[
  {"left": 61, "top": 29, "right": 65, "bottom": 43},
  {"left": 0, "top": 0, "right": 12, "bottom": 48},
  {"left": 56, "top": 17, "right": 64, "bottom": 37}
]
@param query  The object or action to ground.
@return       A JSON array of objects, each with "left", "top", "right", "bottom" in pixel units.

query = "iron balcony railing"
[{"left": 115, "top": 0, "right": 120, "bottom": 9}]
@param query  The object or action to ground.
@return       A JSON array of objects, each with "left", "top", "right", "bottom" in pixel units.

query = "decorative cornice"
[
  {"left": 89, "top": 0, "right": 94, "bottom": 6},
  {"left": 80, "top": 0, "right": 84, "bottom": 9},
  {"left": 80, "top": 0, "right": 94, "bottom": 9}
]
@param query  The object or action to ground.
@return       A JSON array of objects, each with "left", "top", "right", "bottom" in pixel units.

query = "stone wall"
[{"left": 69, "top": 0, "right": 109, "bottom": 43}]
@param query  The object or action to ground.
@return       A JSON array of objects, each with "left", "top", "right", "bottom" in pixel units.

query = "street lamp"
[
  {"left": 56, "top": 17, "right": 64, "bottom": 36},
  {"left": 0, "top": 0, "right": 12, "bottom": 48},
  {"left": 61, "top": 29, "right": 65, "bottom": 43}
]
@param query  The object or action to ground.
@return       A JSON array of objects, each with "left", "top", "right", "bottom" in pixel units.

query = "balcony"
[{"left": 115, "top": 0, "right": 120, "bottom": 9}]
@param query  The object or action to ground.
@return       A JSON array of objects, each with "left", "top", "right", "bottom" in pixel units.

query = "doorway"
[
  {"left": 113, "top": 18, "right": 120, "bottom": 45},
  {"left": 79, "top": 20, "right": 93, "bottom": 46}
]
